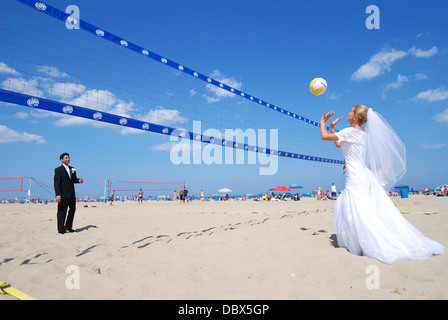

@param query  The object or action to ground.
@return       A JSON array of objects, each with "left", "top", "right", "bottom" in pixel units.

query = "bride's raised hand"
[
  {"left": 330, "top": 116, "right": 343, "bottom": 129},
  {"left": 321, "top": 111, "right": 335, "bottom": 123}
]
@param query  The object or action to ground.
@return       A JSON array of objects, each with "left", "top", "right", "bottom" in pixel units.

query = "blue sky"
[{"left": 0, "top": 0, "right": 447, "bottom": 199}]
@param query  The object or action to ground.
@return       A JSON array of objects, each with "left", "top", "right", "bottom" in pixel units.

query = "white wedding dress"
[{"left": 334, "top": 127, "right": 444, "bottom": 264}]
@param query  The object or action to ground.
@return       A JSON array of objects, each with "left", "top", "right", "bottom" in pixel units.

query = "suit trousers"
[{"left": 57, "top": 197, "right": 76, "bottom": 233}]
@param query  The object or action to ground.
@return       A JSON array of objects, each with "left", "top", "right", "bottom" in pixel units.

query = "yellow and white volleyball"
[{"left": 309, "top": 78, "right": 327, "bottom": 96}]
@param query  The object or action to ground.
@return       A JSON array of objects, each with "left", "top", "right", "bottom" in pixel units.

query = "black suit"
[{"left": 54, "top": 165, "right": 81, "bottom": 233}]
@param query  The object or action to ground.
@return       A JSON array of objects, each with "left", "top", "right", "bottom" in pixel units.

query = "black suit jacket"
[{"left": 54, "top": 165, "right": 81, "bottom": 199}]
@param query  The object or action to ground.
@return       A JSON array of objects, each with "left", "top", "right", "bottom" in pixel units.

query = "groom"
[{"left": 54, "top": 153, "right": 83, "bottom": 234}]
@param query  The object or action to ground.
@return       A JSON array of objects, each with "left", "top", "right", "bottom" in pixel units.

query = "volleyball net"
[
  {"left": 0, "top": 177, "right": 53, "bottom": 201},
  {"left": 0, "top": 178, "right": 23, "bottom": 192},
  {"left": 0, "top": 0, "right": 343, "bottom": 165}
]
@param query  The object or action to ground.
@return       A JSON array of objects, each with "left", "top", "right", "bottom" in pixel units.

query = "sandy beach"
[{"left": 0, "top": 195, "right": 447, "bottom": 300}]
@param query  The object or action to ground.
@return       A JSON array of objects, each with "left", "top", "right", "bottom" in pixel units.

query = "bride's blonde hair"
[{"left": 354, "top": 104, "right": 369, "bottom": 125}]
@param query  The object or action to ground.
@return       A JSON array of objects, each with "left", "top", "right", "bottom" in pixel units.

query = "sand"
[{"left": 0, "top": 195, "right": 447, "bottom": 300}]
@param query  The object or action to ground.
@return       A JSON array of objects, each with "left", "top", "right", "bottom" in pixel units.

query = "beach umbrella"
[
  {"left": 289, "top": 183, "right": 304, "bottom": 189},
  {"left": 218, "top": 188, "right": 232, "bottom": 193},
  {"left": 270, "top": 186, "right": 291, "bottom": 191}
]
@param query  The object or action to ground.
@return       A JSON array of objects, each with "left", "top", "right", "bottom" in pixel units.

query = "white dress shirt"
[{"left": 62, "top": 164, "right": 71, "bottom": 178}]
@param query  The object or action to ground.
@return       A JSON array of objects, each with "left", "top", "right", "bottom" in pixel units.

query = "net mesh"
[{"left": 0, "top": 0, "right": 343, "bottom": 164}]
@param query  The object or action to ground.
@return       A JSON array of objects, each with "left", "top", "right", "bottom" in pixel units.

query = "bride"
[{"left": 320, "top": 105, "right": 443, "bottom": 263}]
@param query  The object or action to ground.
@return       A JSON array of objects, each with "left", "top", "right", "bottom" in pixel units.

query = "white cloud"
[
  {"left": 435, "top": 108, "right": 448, "bottom": 123},
  {"left": 63, "top": 89, "right": 119, "bottom": 111},
  {"left": 1, "top": 77, "right": 44, "bottom": 97},
  {"left": 205, "top": 69, "right": 242, "bottom": 103},
  {"left": 110, "top": 100, "right": 136, "bottom": 118},
  {"left": 142, "top": 107, "right": 187, "bottom": 126},
  {"left": 116, "top": 107, "right": 188, "bottom": 135},
  {"left": 416, "top": 87, "right": 448, "bottom": 102},
  {"left": 352, "top": 46, "right": 438, "bottom": 81},
  {"left": 151, "top": 140, "right": 203, "bottom": 152},
  {"left": 387, "top": 74, "right": 408, "bottom": 89},
  {"left": 54, "top": 89, "right": 135, "bottom": 128},
  {"left": 150, "top": 142, "right": 178, "bottom": 152},
  {"left": 420, "top": 143, "right": 446, "bottom": 149},
  {"left": 409, "top": 46, "right": 438, "bottom": 58},
  {"left": 50, "top": 82, "right": 86, "bottom": 98},
  {"left": 54, "top": 114, "right": 98, "bottom": 128},
  {"left": 54, "top": 87, "right": 187, "bottom": 135},
  {"left": 416, "top": 31, "right": 431, "bottom": 38},
  {"left": 2, "top": 63, "right": 189, "bottom": 136},
  {"left": 351, "top": 48, "right": 407, "bottom": 81},
  {"left": 382, "top": 74, "right": 408, "bottom": 98},
  {"left": 14, "top": 112, "right": 29, "bottom": 119},
  {"left": 0, "top": 62, "right": 20, "bottom": 75},
  {"left": 327, "top": 91, "right": 341, "bottom": 100},
  {"left": 414, "top": 73, "right": 428, "bottom": 80},
  {"left": 0, "top": 125, "right": 46, "bottom": 144},
  {"left": 37, "top": 65, "right": 68, "bottom": 78},
  {"left": 14, "top": 110, "right": 52, "bottom": 121},
  {"left": 29, "top": 109, "right": 52, "bottom": 119},
  {"left": 65, "top": 89, "right": 134, "bottom": 116}
]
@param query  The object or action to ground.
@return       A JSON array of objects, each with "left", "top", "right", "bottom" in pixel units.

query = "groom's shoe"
[{"left": 65, "top": 228, "right": 75, "bottom": 233}]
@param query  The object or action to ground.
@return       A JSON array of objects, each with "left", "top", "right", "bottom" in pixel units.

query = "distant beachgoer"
[
  {"left": 320, "top": 105, "right": 443, "bottom": 263},
  {"left": 138, "top": 188, "right": 144, "bottom": 204},
  {"left": 109, "top": 190, "right": 115, "bottom": 206},
  {"left": 331, "top": 183, "right": 337, "bottom": 198},
  {"left": 179, "top": 185, "right": 184, "bottom": 204},
  {"left": 316, "top": 185, "right": 324, "bottom": 200},
  {"left": 200, "top": 190, "right": 204, "bottom": 201}
]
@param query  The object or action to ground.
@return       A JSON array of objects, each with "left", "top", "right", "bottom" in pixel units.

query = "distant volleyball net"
[
  {"left": 0, "top": 177, "right": 53, "bottom": 200},
  {"left": 0, "top": 178, "right": 23, "bottom": 192},
  {"left": 108, "top": 180, "right": 186, "bottom": 194},
  {"left": 0, "top": 0, "right": 343, "bottom": 165}
]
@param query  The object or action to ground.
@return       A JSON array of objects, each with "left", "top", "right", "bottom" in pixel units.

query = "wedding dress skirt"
[{"left": 334, "top": 127, "right": 444, "bottom": 264}]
